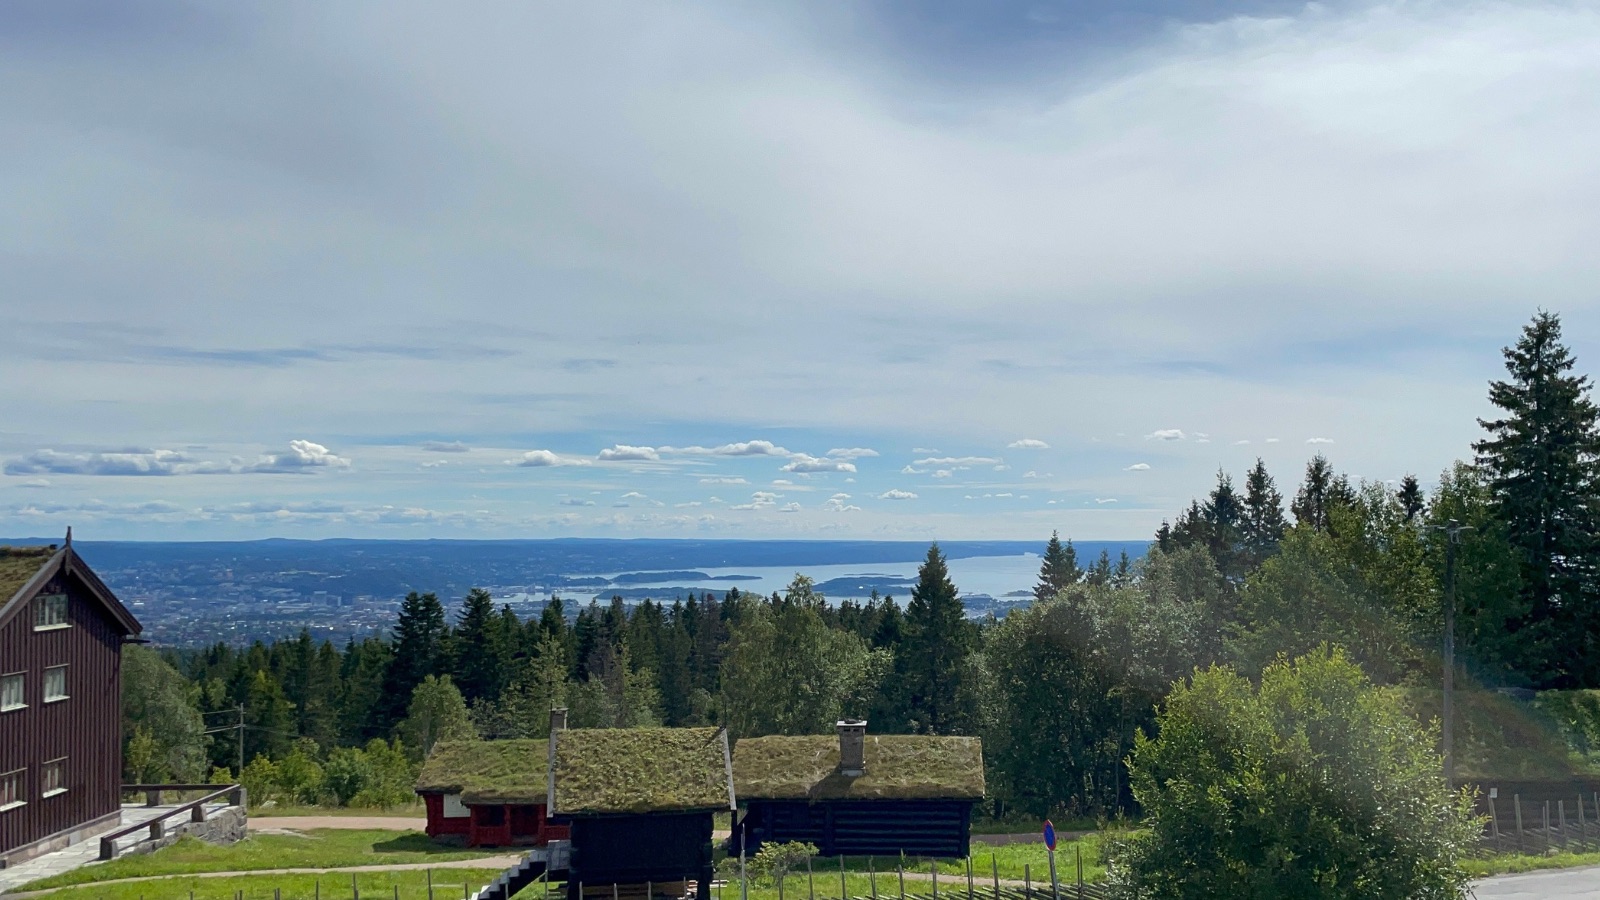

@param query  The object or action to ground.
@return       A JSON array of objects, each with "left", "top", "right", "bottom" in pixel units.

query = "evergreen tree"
[
  {"left": 1475, "top": 310, "right": 1600, "bottom": 685},
  {"left": 899, "top": 544, "right": 975, "bottom": 734},
  {"left": 339, "top": 637, "right": 393, "bottom": 744},
  {"left": 1201, "top": 470, "right": 1246, "bottom": 578},
  {"left": 1085, "top": 549, "right": 1113, "bottom": 587},
  {"left": 1397, "top": 475, "right": 1425, "bottom": 523},
  {"left": 381, "top": 591, "right": 448, "bottom": 731},
  {"left": 871, "top": 597, "right": 904, "bottom": 650},
  {"left": 1241, "top": 458, "right": 1288, "bottom": 568},
  {"left": 452, "top": 588, "right": 504, "bottom": 704},
  {"left": 401, "top": 674, "right": 477, "bottom": 758},
  {"left": 1034, "top": 531, "right": 1083, "bottom": 600},
  {"left": 1291, "top": 455, "right": 1354, "bottom": 532}
]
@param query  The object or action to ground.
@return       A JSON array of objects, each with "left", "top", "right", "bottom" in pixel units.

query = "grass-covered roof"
[
  {"left": 734, "top": 734, "right": 985, "bottom": 801},
  {"left": 415, "top": 739, "right": 550, "bottom": 805},
  {"left": 0, "top": 546, "right": 55, "bottom": 604},
  {"left": 550, "top": 727, "right": 734, "bottom": 816}
]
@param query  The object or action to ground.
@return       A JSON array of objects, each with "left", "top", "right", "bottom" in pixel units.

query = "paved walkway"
[
  {"left": 0, "top": 858, "right": 521, "bottom": 899},
  {"left": 0, "top": 804, "right": 230, "bottom": 894},
  {"left": 248, "top": 817, "right": 427, "bottom": 832},
  {"left": 1474, "top": 864, "right": 1600, "bottom": 898}
]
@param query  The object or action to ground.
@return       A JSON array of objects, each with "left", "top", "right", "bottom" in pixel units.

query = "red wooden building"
[
  {"left": 0, "top": 538, "right": 142, "bottom": 867},
  {"left": 415, "top": 739, "right": 568, "bottom": 848}
]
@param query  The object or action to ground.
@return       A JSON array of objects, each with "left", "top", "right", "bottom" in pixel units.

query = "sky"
[{"left": 2, "top": 0, "right": 1599, "bottom": 542}]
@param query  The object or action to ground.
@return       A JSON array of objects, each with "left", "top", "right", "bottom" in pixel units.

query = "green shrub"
[
  {"left": 1107, "top": 646, "right": 1481, "bottom": 900},
  {"left": 748, "top": 842, "right": 819, "bottom": 886}
]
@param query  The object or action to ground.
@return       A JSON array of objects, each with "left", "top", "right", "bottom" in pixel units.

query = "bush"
[
  {"left": 1106, "top": 646, "right": 1481, "bottom": 900},
  {"left": 322, "top": 748, "right": 373, "bottom": 806},
  {"left": 748, "top": 842, "right": 818, "bottom": 886}
]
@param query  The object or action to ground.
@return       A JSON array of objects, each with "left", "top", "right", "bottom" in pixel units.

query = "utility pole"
[
  {"left": 235, "top": 698, "right": 244, "bottom": 775},
  {"left": 1434, "top": 518, "right": 1472, "bottom": 790}
]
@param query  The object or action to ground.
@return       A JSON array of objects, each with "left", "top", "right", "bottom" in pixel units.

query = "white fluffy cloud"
[
  {"left": 1307, "top": 437, "right": 1336, "bottom": 444},
  {"left": 1125, "top": 463, "right": 1151, "bottom": 471},
  {"left": 827, "top": 448, "right": 879, "bottom": 459},
  {"left": 598, "top": 444, "right": 660, "bottom": 461},
  {"left": 662, "top": 441, "right": 791, "bottom": 457},
  {"left": 1007, "top": 439, "right": 1050, "bottom": 449},
  {"left": 512, "top": 449, "right": 589, "bottom": 467},
  {"left": 4, "top": 440, "right": 350, "bottom": 476},
  {"left": 1146, "top": 429, "right": 1186, "bottom": 441},
  {"left": 421, "top": 441, "right": 470, "bottom": 453},
  {"left": 699, "top": 476, "right": 748, "bottom": 485},
  {"left": 914, "top": 456, "right": 1000, "bottom": 467},
  {"left": 878, "top": 489, "right": 918, "bottom": 500},
  {"left": 781, "top": 455, "right": 857, "bottom": 474}
]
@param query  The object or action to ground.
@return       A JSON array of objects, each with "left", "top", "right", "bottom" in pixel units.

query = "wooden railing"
[{"left": 101, "top": 783, "right": 244, "bottom": 859}]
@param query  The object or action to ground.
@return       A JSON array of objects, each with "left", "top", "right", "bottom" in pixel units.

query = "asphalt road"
[{"left": 1475, "top": 865, "right": 1600, "bottom": 898}]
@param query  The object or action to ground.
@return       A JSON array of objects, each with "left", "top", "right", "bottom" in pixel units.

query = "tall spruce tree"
[
  {"left": 381, "top": 591, "right": 448, "bottom": 730},
  {"left": 1241, "top": 458, "right": 1288, "bottom": 568},
  {"left": 1034, "top": 531, "right": 1083, "bottom": 600},
  {"left": 900, "top": 544, "right": 975, "bottom": 734},
  {"left": 1397, "top": 475, "right": 1425, "bottom": 523},
  {"left": 1475, "top": 311, "right": 1600, "bottom": 685},
  {"left": 452, "top": 588, "right": 503, "bottom": 704},
  {"left": 1292, "top": 454, "right": 1354, "bottom": 532}
]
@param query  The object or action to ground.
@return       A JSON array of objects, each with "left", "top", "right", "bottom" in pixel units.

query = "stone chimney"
[
  {"left": 549, "top": 707, "right": 568, "bottom": 734},
  {"left": 837, "top": 719, "right": 867, "bottom": 776}
]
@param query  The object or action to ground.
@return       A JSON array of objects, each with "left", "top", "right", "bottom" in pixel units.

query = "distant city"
[{"left": 1, "top": 537, "right": 1149, "bottom": 647}]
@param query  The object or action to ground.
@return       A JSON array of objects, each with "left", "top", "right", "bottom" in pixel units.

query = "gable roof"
[
  {"left": 733, "top": 734, "right": 985, "bottom": 801},
  {"left": 549, "top": 727, "right": 734, "bottom": 816},
  {"left": 415, "top": 739, "right": 551, "bottom": 805},
  {"left": 0, "top": 544, "right": 141, "bottom": 636}
]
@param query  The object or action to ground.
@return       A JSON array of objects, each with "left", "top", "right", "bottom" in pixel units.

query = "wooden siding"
[
  {"left": 565, "top": 812, "right": 713, "bottom": 900},
  {"left": 0, "top": 570, "right": 126, "bottom": 855},
  {"left": 740, "top": 799, "right": 975, "bottom": 858}
]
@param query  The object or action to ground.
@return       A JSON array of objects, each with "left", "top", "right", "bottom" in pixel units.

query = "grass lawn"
[
  {"left": 18, "top": 832, "right": 508, "bottom": 891},
  {"left": 22, "top": 868, "right": 510, "bottom": 900},
  {"left": 1463, "top": 848, "right": 1600, "bottom": 878},
  {"left": 712, "top": 835, "right": 1110, "bottom": 891},
  {"left": 968, "top": 818, "right": 1098, "bottom": 836}
]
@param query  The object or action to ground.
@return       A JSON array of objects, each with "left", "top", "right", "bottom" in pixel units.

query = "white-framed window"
[
  {"left": 43, "top": 665, "right": 67, "bottom": 703},
  {"left": 0, "top": 769, "right": 24, "bottom": 812},
  {"left": 33, "top": 594, "right": 69, "bottom": 630},
  {"left": 0, "top": 673, "right": 23, "bottom": 712},
  {"left": 41, "top": 759, "right": 65, "bottom": 798}
]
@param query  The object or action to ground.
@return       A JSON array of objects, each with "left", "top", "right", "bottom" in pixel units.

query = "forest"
[{"left": 122, "top": 311, "right": 1600, "bottom": 821}]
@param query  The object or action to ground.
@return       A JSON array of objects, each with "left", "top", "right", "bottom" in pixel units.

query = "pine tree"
[
  {"left": 1475, "top": 310, "right": 1600, "bottom": 685},
  {"left": 1241, "top": 459, "right": 1288, "bottom": 568},
  {"left": 899, "top": 544, "right": 975, "bottom": 734},
  {"left": 382, "top": 591, "right": 448, "bottom": 731},
  {"left": 1034, "top": 531, "right": 1083, "bottom": 600},
  {"left": 1397, "top": 475, "right": 1425, "bottom": 523},
  {"left": 1085, "top": 549, "right": 1113, "bottom": 586},
  {"left": 1291, "top": 455, "right": 1354, "bottom": 532},
  {"left": 451, "top": 588, "right": 504, "bottom": 705},
  {"left": 1201, "top": 470, "right": 1246, "bottom": 578}
]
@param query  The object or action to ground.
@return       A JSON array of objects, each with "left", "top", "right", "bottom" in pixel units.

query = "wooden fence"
[{"left": 1477, "top": 791, "right": 1600, "bottom": 856}]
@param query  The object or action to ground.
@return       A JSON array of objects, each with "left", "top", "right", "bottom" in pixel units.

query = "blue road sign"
[{"left": 1043, "top": 819, "right": 1057, "bottom": 851}]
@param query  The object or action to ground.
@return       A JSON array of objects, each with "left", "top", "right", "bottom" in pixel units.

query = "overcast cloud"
[{"left": 1, "top": 0, "right": 1596, "bottom": 540}]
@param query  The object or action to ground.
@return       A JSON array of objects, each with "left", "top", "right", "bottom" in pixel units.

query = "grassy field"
[
  {"left": 17, "top": 868, "right": 509, "bottom": 900},
  {"left": 710, "top": 836, "right": 1109, "bottom": 890},
  {"left": 1462, "top": 848, "right": 1600, "bottom": 878},
  {"left": 17, "top": 832, "right": 508, "bottom": 891}
]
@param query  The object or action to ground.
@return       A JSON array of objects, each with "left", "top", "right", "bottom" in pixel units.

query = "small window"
[
  {"left": 41, "top": 759, "right": 65, "bottom": 798},
  {"left": 43, "top": 666, "right": 67, "bottom": 703},
  {"left": 33, "top": 594, "right": 69, "bottom": 630},
  {"left": 0, "top": 769, "right": 23, "bottom": 812},
  {"left": 0, "top": 673, "right": 22, "bottom": 712}
]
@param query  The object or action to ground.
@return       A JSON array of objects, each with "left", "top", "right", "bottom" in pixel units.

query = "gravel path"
[{"left": 248, "top": 817, "right": 429, "bottom": 832}]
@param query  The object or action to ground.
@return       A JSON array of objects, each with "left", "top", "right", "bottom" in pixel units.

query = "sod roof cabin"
[
  {"left": 414, "top": 738, "right": 568, "bottom": 848},
  {"left": 548, "top": 726, "right": 733, "bottom": 900},
  {"left": 732, "top": 721, "right": 985, "bottom": 858}
]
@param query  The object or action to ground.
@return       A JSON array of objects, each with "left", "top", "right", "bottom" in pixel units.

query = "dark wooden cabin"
[
  {"left": 548, "top": 726, "right": 734, "bottom": 900},
  {"left": 0, "top": 539, "right": 142, "bottom": 867},
  {"left": 732, "top": 721, "right": 985, "bottom": 858},
  {"left": 415, "top": 739, "right": 569, "bottom": 848}
]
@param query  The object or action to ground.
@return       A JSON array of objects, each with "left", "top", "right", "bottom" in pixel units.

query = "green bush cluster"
[{"left": 240, "top": 738, "right": 415, "bottom": 808}]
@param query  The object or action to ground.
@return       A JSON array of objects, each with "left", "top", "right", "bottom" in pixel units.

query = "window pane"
[
  {"left": 0, "top": 675, "right": 21, "bottom": 709},
  {"left": 44, "top": 667, "right": 66, "bottom": 701}
]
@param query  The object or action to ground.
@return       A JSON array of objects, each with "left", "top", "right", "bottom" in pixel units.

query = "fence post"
[
  {"left": 395, "top": 885, "right": 400, "bottom": 900},
  {"left": 1488, "top": 795, "right": 1500, "bottom": 851},
  {"left": 1581, "top": 794, "right": 1589, "bottom": 851},
  {"left": 898, "top": 862, "right": 905, "bottom": 900},
  {"left": 966, "top": 856, "right": 973, "bottom": 900},
  {"left": 991, "top": 856, "right": 999, "bottom": 900},
  {"left": 1545, "top": 801, "right": 1552, "bottom": 853},
  {"left": 780, "top": 870, "right": 786, "bottom": 900},
  {"left": 317, "top": 879, "right": 321, "bottom": 900},
  {"left": 354, "top": 873, "right": 360, "bottom": 900},
  {"left": 1561, "top": 800, "right": 1569, "bottom": 850},
  {"left": 428, "top": 871, "right": 433, "bottom": 900},
  {"left": 841, "top": 856, "right": 847, "bottom": 900},
  {"left": 870, "top": 858, "right": 878, "bottom": 900},
  {"left": 1515, "top": 795, "right": 1525, "bottom": 855},
  {"left": 808, "top": 855, "right": 815, "bottom": 900},
  {"left": 1076, "top": 846, "right": 1083, "bottom": 900},
  {"left": 1025, "top": 864, "right": 1031, "bottom": 900},
  {"left": 931, "top": 860, "right": 938, "bottom": 900}
]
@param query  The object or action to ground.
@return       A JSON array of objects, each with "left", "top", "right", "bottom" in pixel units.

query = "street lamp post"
[{"left": 1434, "top": 518, "right": 1472, "bottom": 790}]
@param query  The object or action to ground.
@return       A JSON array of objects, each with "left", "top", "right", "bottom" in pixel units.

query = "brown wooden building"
[{"left": 0, "top": 538, "right": 142, "bottom": 866}]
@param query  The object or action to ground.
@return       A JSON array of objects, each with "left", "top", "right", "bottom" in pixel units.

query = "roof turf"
[
  {"left": 415, "top": 739, "right": 551, "bottom": 805},
  {"left": 550, "top": 727, "right": 733, "bottom": 816},
  {"left": 733, "top": 734, "right": 986, "bottom": 801},
  {"left": 0, "top": 546, "right": 56, "bottom": 604}
]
